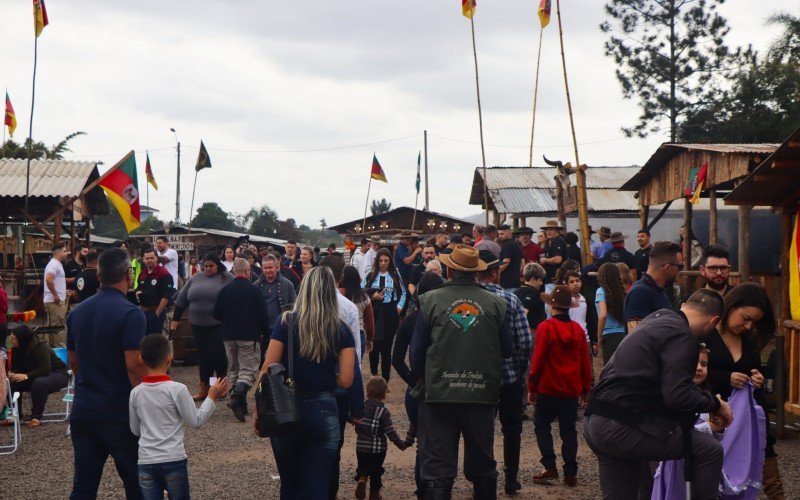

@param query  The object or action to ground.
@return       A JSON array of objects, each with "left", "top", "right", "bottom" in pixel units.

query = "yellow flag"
[
  {"left": 538, "top": 0, "right": 551, "bottom": 28},
  {"left": 462, "top": 0, "right": 476, "bottom": 19}
]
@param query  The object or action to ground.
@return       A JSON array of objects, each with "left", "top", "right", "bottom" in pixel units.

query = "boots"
[
  {"left": 192, "top": 382, "right": 209, "bottom": 402},
  {"left": 472, "top": 476, "right": 497, "bottom": 500},
  {"left": 355, "top": 476, "right": 368, "bottom": 500},
  {"left": 503, "top": 435, "right": 522, "bottom": 494},
  {"left": 227, "top": 382, "right": 250, "bottom": 422},
  {"left": 762, "top": 455, "right": 785, "bottom": 499},
  {"left": 424, "top": 480, "right": 453, "bottom": 500}
]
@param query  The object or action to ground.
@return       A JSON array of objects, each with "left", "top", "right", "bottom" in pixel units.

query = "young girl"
[{"left": 596, "top": 263, "right": 627, "bottom": 364}]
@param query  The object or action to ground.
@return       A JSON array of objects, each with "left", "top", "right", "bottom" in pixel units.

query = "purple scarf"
[{"left": 652, "top": 383, "right": 766, "bottom": 499}]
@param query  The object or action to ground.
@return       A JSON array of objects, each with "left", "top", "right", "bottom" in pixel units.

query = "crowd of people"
[{"left": 0, "top": 221, "right": 786, "bottom": 499}]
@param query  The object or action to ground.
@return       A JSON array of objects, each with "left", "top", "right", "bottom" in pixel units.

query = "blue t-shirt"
[
  {"left": 623, "top": 274, "right": 673, "bottom": 323},
  {"left": 394, "top": 244, "right": 414, "bottom": 283},
  {"left": 67, "top": 287, "right": 146, "bottom": 423},
  {"left": 595, "top": 287, "right": 626, "bottom": 335},
  {"left": 270, "top": 314, "right": 355, "bottom": 393}
]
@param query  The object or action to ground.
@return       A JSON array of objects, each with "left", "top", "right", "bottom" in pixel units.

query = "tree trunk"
[{"left": 669, "top": 0, "right": 677, "bottom": 142}]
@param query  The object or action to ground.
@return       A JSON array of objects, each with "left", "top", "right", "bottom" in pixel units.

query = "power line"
[{"left": 427, "top": 133, "right": 627, "bottom": 149}]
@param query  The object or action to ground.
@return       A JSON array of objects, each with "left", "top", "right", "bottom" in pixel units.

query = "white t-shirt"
[
  {"left": 159, "top": 248, "right": 179, "bottom": 287},
  {"left": 222, "top": 261, "right": 234, "bottom": 272},
  {"left": 43, "top": 258, "right": 66, "bottom": 303}
]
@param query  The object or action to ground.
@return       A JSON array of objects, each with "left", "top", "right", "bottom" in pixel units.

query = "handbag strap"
[{"left": 286, "top": 312, "right": 295, "bottom": 379}]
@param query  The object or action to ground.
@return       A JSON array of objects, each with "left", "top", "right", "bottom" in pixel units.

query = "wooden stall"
[
  {"left": 725, "top": 127, "right": 800, "bottom": 434},
  {"left": 328, "top": 206, "right": 474, "bottom": 244}
]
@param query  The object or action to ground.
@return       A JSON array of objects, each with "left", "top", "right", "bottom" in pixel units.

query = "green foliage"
[
  {"left": 1, "top": 131, "right": 87, "bottom": 159},
  {"left": 242, "top": 205, "right": 279, "bottom": 237},
  {"left": 190, "top": 202, "right": 239, "bottom": 231},
  {"left": 600, "top": 0, "right": 738, "bottom": 140},
  {"left": 91, "top": 208, "right": 127, "bottom": 239},
  {"left": 370, "top": 198, "right": 392, "bottom": 216}
]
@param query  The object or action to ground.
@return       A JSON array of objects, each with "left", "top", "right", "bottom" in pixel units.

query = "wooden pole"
[
  {"left": 70, "top": 206, "right": 76, "bottom": 252},
  {"left": 555, "top": 0, "right": 592, "bottom": 263},
  {"left": 639, "top": 204, "right": 649, "bottom": 229},
  {"left": 424, "top": 130, "right": 429, "bottom": 211},
  {"left": 683, "top": 198, "right": 692, "bottom": 270},
  {"left": 776, "top": 210, "right": 794, "bottom": 437},
  {"left": 709, "top": 188, "right": 718, "bottom": 245},
  {"left": 469, "top": 16, "right": 490, "bottom": 227},
  {"left": 22, "top": 35, "right": 40, "bottom": 272},
  {"left": 528, "top": 28, "right": 544, "bottom": 168},
  {"left": 362, "top": 175, "right": 373, "bottom": 235},
  {"left": 738, "top": 205, "right": 751, "bottom": 281}
]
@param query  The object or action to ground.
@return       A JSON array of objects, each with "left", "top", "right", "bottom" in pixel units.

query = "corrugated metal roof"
[
  {"left": 0, "top": 158, "right": 98, "bottom": 197},
  {"left": 489, "top": 187, "right": 640, "bottom": 214},
  {"left": 668, "top": 143, "right": 779, "bottom": 154},
  {"left": 478, "top": 166, "right": 640, "bottom": 190},
  {"left": 177, "top": 226, "right": 291, "bottom": 246}
]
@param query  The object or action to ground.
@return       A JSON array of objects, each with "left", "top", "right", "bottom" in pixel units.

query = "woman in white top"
[{"left": 221, "top": 245, "right": 236, "bottom": 272}]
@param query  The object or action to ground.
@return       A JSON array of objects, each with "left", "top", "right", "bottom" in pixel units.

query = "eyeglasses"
[{"left": 703, "top": 265, "right": 730, "bottom": 274}]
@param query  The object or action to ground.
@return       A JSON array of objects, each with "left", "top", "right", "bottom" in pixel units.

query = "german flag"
[
  {"left": 100, "top": 153, "right": 141, "bottom": 233},
  {"left": 33, "top": 0, "right": 49, "bottom": 37},
  {"left": 371, "top": 154, "right": 387, "bottom": 183},
  {"left": 4, "top": 92, "right": 16, "bottom": 137},
  {"left": 145, "top": 152, "right": 158, "bottom": 190},
  {"left": 462, "top": 0, "right": 476, "bottom": 19},
  {"left": 538, "top": 0, "right": 551, "bottom": 28}
]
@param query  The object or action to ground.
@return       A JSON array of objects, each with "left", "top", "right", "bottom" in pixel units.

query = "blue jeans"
[
  {"left": 270, "top": 391, "right": 340, "bottom": 499},
  {"left": 70, "top": 420, "right": 142, "bottom": 500},
  {"left": 138, "top": 459, "right": 189, "bottom": 500},
  {"left": 144, "top": 310, "right": 166, "bottom": 335}
]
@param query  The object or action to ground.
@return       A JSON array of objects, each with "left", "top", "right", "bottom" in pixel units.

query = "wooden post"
[
  {"left": 639, "top": 204, "right": 649, "bottom": 230},
  {"left": 683, "top": 198, "right": 692, "bottom": 270},
  {"left": 70, "top": 206, "right": 76, "bottom": 252},
  {"left": 776, "top": 210, "right": 793, "bottom": 438},
  {"left": 709, "top": 188, "right": 718, "bottom": 245},
  {"left": 738, "top": 205, "right": 751, "bottom": 281},
  {"left": 520, "top": 216, "right": 527, "bottom": 228},
  {"left": 556, "top": 181, "right": 566, "bottom": 229},
  {"left": 84, "top": 219, "right": 92, "bottom": 247}
]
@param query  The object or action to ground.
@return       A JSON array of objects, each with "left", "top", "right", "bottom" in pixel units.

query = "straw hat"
[
  {"left": 541, "top": 285, "right": 579, "bottom": 309},
  {"left": 608, "top": 231, "right": 627, "bottom": 243},
  {"left": 540, "top": 220, "right": 564, "bottom": 230},
  {"left": 598, "top": 226, "right": 611, "bottom": 238},
  {"left": 440, "top": 244, "right": 488, "bottom": 272}
]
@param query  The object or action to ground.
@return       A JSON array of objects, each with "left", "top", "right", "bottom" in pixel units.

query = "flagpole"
[
  {"left": 423, "top": 130, "right": 429, "bottom": 211},
  {"left": 1, "top": 88, "right": 6, "bottom": 156},
  {"left": 146, "top": 151, "right": 150, "bottom": 211},
  {"left": 189, "top": 170, "right": 198, "bottom": 227},
  {"left": 555, "top": 0, "right": 591, "bottom": 262},
  {"left": 22, "top": 33, "right": 41, "bottom": 268},
  {"left": 528, "top": 27, "right": 544, "bottom": 168},
  {"left": 469, "top": 16, "right": 490, "bottom": 227},
  {"left": 412, "top": 193, "right": 419, "bottom": 232},
  {"left": 362, "top": 176, "right": 373, "bottom": 236}
]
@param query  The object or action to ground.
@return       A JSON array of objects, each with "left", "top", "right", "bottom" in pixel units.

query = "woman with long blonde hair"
[{"left": 257, "top": 266, "right": 356, "bottom": 499}]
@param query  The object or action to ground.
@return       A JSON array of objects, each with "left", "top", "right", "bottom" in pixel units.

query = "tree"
[
  {"left": 189, "top": 202, "right": 237, "bottom": 230},
  {"left": 243, "top": 205, "right": 279, "bottom": 237},
  {"left": 680, "top": 11, "right": 800, "bottom": 143},
  {"left": 319, "top": 218, "right": 327, "bottom": 231},
  {"left": 1, "top": 131, "right": 87, "bottom": 159},
  {"left": 275, "top": 218, "right": 302, "bottom": 242},
  {"left": 601, "top": 0, "right": 738, "bottom": 140},
  {"left": 370, "top": 198, "right": 392, "bottom": 216}
]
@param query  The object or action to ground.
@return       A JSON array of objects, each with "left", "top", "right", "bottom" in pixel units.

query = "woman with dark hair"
[
  {"left": 221, "top": 245, "right": 236, "bottom": 272},
  {"left": 679, "top": 225, "right": 704, "bottom": 269},
  {"left": 341, "top": 265, "right": 375, "bottom": 358},
  {"left": 564, "top": 232, "right": 583, "bottom": 266},
  {"left": 391, "top": 271, "right": 444, "bottom": 496},
  {"left": 7, "top": 325, "right": 69, "bottom": 427},
  {"left": 553, "top": 259, "right": 580, "bottom": 286},
  {"left": 361, "top": 248, "right": 407, "bottom": 381},
  {"left": 257, "top": 266, "right": 356, "bottom": 498},
  {"left": 292, "top": 246, "right": 317, "bottom": 281},
  {"left": 706, "top": 282, "right": 784, "bottom": 497},
  {"left": 596, "top": 263, "right": 627, "bottom": 363},
  {"left": 171, "top": 253, "right": 233, "bottom": 401}
]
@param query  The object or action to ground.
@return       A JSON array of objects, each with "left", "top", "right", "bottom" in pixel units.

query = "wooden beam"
[
  {"left": 54, "top": 211, "right": 63, "bottom": 245},
  {"left": 709, "top": 188, "right": 717, "bottom": 245},
  {"left": 683, "top": 198, "right": 692, "bottom": 271},
  {"left": 738, "top": 205, "right": 751, "bottom": 281},
  {"left": 639, "top": 204, "right": 649, "bottom": 229},
  {"left": 772, "top": 159, "right": 800, "bottom": 169},
  {"left": 21, "top": 209, "right": 53, "bottom": 241},
  {"left": 42, "top": 150, "right": 134, "bottom": 225}
]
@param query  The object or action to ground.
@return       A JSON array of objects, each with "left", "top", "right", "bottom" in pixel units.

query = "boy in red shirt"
[{"left": 528, "top": 285, "right": 592, "bottom": 487}]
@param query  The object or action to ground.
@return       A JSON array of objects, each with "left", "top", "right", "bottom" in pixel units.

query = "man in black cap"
[
  {"left": 584, "top": 289, "right": 733, "bottom": 500},
  {"left": 497, "top": 224, "right": 523, "bottom": 291}
]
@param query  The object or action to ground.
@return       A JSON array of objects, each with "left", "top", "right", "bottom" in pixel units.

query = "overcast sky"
[{"left": 2, "top": 1, "right": 795, "bottom": 229}]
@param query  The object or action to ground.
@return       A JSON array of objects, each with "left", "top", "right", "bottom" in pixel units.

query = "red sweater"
[{"left": 528, "top": 315, "right": 591, "bottom": 398}]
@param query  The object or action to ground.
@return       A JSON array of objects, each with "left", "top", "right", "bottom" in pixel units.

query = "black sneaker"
[{"left": 504, "top": 478, "right": 522, "bottom": 494}]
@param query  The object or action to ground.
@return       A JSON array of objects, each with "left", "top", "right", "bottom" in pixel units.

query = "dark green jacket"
[
  {"left": 11, "top": 341, "right": 68, "bottom": 380},
  {"left": 417, "top": 279, "right": 509, "bottom": 405}
]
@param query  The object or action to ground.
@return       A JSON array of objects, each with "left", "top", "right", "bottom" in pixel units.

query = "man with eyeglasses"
[
  {"left": 698, "top": 245, "right": 733, "bottom": 296},
  {"left": 624, "top": 242, "right": 683, "bottom": 333}
]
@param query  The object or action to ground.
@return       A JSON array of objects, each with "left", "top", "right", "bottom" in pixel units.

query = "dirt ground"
[{"left": 3, "top": 356, "right": 800, "bottom": 499}]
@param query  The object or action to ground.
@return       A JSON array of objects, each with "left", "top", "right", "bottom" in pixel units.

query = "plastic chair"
[
  {"left": 0, "top": 378, "right": 21, "bottom": 455},
  {"left": 40, "top": 347, "right": 74, "bottom": 424}
]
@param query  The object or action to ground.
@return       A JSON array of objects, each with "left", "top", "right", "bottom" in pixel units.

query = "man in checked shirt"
[
  {"left": 476, "top": 250, "right": 533, "bottom": 495},
  {"left": 353, "top": 376, "right": 410, "bottom": 500}
]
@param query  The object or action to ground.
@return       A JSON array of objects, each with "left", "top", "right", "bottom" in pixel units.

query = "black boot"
[
  {"left": 472, "top": 476, "right": 497, "bottom": 500},
  {"left": 228, "top": 382, "right": 248, "bottom": 422},
  {"left": 424, "top": 483, "right": 452, "bottom": 500},
  {"left": 503, "top": 435, "right": 522, "bottom": 494}
]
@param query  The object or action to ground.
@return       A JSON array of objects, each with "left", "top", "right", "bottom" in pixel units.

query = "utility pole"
[
  {"left": 171, "top": 128, "right": 181, "bottom": 223},
  {"left": 424, "top": 130, "right": 429, "bottom": 211}
]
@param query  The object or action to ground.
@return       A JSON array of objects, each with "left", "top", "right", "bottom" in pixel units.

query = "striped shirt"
[
  {"left": 355, "top": 400, "right": 406, "bottom": 454},
  {"left": 484, "top": 282, "right": 533, "bottom": 385}
]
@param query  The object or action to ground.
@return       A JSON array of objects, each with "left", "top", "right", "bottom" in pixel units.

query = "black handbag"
[{"left": 255, "top": 313, "right": 298, "bottom": 438}]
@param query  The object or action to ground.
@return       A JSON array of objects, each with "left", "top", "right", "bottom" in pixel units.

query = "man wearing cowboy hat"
[
  {"left": 476, "top": 250, "right": 532, "bottom": 494},
  {"left": 528, "top": 285, "right": 592, "bottom": 487},
  {"left": 515, "top": 226, "right": 543, "bottom": 266},
  {"left": 596, "top": 232, "right": 638, "bottom": 284},
  {"left": 394, "top": 230, "right": 423, "bottom": 285},
  {"left": 539, "top": 221, "right": 568, "bottom": 285},
  {"left": 594, "top": 226, "right": 612, "bottom": 260},
  {"left": 410, "top": 244, "right": 513, "bottom": 499}
]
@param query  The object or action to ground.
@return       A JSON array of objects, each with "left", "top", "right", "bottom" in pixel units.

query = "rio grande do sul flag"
[
  {"left": 371, "top": 154, "right": 387, "bottom": 183},
  {"left": 100, "top": 152, "right": 141, "bottom": 233},
  {"left": 790, "top": 212, "right": 800, "bottom": 320},
  {"left": 538, "top": 0, "right": 551, "bottom": 28},
  {"left": 684, "top": 161, "right": 708, "bottom": 204},
  {"left": 462, "top": 0, "right": 476, "bottom": 19},
  {"left": 4, "top": 92, "right": 16, "bottom": 137}
]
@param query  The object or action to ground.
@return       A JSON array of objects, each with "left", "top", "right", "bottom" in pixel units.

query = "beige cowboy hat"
[
  {"left": 541, "top": 285, "right": 580, "bottom": 309},
  {"left": 394, "top": 229, "right": 419, "bottom": 240},
  {"left": 608, "top": 231, "right": 627, "bottom": 243},
  {"left": 540, "top": 220, "right": 564, "bottom": 230},
  {"left": 440, "top": 244, "right": 488, "bottom": 272},
  {"left": 597, "top": 226, "right": 611, "bottom": 238}
]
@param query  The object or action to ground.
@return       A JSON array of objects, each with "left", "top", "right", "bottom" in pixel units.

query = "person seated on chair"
[{"left": 7, "top": 325, "right": 69, "bottom": 428}]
